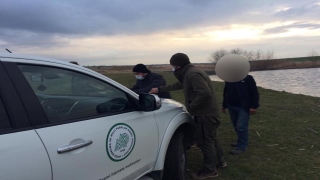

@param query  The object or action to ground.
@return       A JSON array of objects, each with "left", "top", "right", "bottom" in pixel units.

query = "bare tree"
[
  {"left": 253, "top": 50, "right": 264, "bottom": 60},
  {"left": 242, "top": 50, "right": 254, "bottom": 60},
  {"left": 229, "top": 48, "right": 243, "bottom": 55},
  {"left": 210, "top": 49, "right": 229, "bottom": 62},
  {"left": 265, "top": 50, "right": 274, "bottom": 60},
  {"left": 210, "top": 48, "right": 275, "bottom": 62},
  {"left": 308, "top": 50, "right": 319, "bottom": 57}
]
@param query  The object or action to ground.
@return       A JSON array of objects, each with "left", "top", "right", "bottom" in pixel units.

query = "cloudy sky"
[{"left": 0, "top": 0, "right": 319, "bottom": 66}]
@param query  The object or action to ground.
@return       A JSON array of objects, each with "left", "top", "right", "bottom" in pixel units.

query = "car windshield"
[{"left": 18, "top": 65, "right": 114, "bottom": 97}]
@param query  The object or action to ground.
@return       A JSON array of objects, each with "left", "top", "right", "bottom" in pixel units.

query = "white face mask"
[
  {"left": 135, "top": 75, "right": 144, "bottom": 80},
  {"left": 172, "top": 67, "right": 176, "bottom": 71}
]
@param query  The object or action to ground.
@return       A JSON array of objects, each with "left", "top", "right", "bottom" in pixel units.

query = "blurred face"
[{"left": 214, "top": 54, "right": 250, "bottom": 82}]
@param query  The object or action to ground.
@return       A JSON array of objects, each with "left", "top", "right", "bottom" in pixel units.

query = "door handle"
[{"left": 57, "top": 140, "right": 93, "bottom": 154}]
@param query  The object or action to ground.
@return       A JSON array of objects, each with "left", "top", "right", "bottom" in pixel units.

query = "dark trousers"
[
  {"left": 228, "top": 105, "right": 250, "bottom": 151},
  {"left": 194, "top": 116, "right": 224, "bottom": 171}
]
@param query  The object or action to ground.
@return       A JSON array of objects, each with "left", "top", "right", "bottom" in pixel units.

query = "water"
[{"left": 210, "top": 68, "right": 320, "bottom": 97}]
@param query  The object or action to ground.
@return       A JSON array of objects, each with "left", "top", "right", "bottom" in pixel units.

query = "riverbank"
[
  {"left": 105, "top": 72, "right": 320, "bottom": 180},
  {"left": 204, "top": 56, "right": 320, "bottom": 75},
  {"left": 87, "top": 56, "right": 320, "bottom": 75},
  {"left": 209, "top": 68, "right": 320, "bottom": 98}
]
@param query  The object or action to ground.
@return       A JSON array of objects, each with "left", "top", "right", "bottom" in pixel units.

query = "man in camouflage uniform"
[{"left": 150, "top": 53, "right": 226, "bottom": 179}]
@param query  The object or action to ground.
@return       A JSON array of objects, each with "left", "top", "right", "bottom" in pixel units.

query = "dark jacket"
[
  {"left": 222, "top": 75, "right": 260, "bottom": 110},
  {"left": 159, "top": 64, "right": 220, "bottom": 117},
  {"left": 131, "top": 72, "right": 172, "bottom": 99}
]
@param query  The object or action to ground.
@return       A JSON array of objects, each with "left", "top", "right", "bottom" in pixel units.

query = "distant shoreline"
[
  {"left": 87, "top": 56, "right": 320, "bottom": 75},
  {"left": 202, "top": 66, "right": 320, "bottom": 75}
]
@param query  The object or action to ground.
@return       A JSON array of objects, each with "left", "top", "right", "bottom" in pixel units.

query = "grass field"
[
  {"left": 105, "top": 72, "right": 320, "bottom": 180},
  {"left": 86, "top": 56, "right": 320, "bottom": 75}
]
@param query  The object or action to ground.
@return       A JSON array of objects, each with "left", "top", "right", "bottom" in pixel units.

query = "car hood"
[
  {"left": 158, "top": 98, "right": 190, "bottom": 114},
  {"left": 160, "top": 98, "right": 185, "bottom": 108}
]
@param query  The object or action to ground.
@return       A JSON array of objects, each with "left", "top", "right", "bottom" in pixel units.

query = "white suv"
[{"left": 0, "top": 53, "right": 195, "bottom": 180}]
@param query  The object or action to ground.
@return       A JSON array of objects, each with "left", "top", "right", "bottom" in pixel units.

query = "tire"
[{"left": 162, "top": 130, "right": 187, "bottom": 180}]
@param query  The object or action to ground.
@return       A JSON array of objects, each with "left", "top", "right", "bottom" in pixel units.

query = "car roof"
[
  {"left": 0, "top": 51, "right": 103, "bottom": 79},
  {"left": 0, "top": 52, "right": 71, "bottom": 65},
  {"left": 0, "top": 52, "right": 138, "bottom": 97},
  {"left": 0, "top": 51, "right": 98, "bottom": 79}
]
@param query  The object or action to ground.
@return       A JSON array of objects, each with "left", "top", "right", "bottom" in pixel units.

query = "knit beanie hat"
[
  {"left": 132, "top": 64, "right": 150, "bottom": 73},
  {"left": 170, "top": 53, "right": 190, "bottom": 67}
]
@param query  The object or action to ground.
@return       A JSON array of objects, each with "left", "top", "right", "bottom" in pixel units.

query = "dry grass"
[{"left": 104, "top": 72, "right": 320, "bottom": 180}]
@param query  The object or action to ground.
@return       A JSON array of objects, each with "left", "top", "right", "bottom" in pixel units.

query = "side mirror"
[
  {"left": 30, "top": 75, "right": 44, "bottom": 82},
  {"left": 139, "top": 93, "right": 162, "bottom": 111}
]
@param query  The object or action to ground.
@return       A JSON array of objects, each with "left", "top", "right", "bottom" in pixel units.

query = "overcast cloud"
[
  {"left": 0, "top": 0, "right": 319, "bottom": 65},
  {"left": 264, "top": 23, "right": 320, "bottom": 34}
]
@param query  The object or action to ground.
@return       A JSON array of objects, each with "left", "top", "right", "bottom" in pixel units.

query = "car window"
[
  {"left": 0, "top": 96, "right": 12, "bottom": 130},
  {"left": 18, "top": 64, "right": 137, "bottom": 123}
]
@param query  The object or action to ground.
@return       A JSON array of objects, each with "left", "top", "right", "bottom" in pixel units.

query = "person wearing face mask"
[
  {"left": 149, "top": 53, "right": 226, "bottom": 179},
  {"left": 131, "top": 64, "right": 172, "bottom": 99}
]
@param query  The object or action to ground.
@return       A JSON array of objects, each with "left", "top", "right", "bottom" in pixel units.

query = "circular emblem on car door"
[{"left": 106, "top": 123, "right": 136, "bottom": 162}]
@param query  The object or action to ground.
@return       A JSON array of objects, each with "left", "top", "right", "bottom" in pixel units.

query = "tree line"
[
  {"left": 210, "top": 48, "right": 319, "bottom": 62},
  {"left": 210, "top": 48, "right": 275, "bottom": 62}
]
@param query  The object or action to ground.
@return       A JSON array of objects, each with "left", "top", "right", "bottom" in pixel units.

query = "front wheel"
[{"left": 162, "top": 130, "right": 187, "bottom": 180}]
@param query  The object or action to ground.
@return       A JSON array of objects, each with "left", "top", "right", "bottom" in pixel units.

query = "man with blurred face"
[
  {"left": 222, "top": 75, "right": 259, "bottom": 155},
  {"left": 131, "top": 64, "right": 171, "bottom": 99},
  {"left": 150, "top": 53, "right": 226, "bottom": 179}
]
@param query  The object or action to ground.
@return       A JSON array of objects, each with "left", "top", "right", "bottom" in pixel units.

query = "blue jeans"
[{"left": 227, "top": 105, "right": 250, "bottom": 151}]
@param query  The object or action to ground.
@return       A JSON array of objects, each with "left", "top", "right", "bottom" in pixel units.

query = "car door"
[
  {"left": 0, "top": 62, "right": 51, "bottom": 180},
  {"left": 5, "top": 60, "right": 159, "bottom": 180}
]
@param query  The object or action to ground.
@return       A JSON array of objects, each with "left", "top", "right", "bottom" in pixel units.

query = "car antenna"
[{"left": 6, "top": 49, "right": 12, "bottom": 53}]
